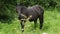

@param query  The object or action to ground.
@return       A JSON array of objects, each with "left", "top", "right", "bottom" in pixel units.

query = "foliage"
[
  {"left": 0, "top": 0, "right": 16, "bottom": 22},
  {"left": 0, "top": 10, "right": 60, "bottom": 34},
  {"left": 0, "top": 0, "right": 60, "bottom": 22},
  {"left": 17, "top": 0, "right": 58, "bottom": 8},
  {"left": 0, "top": 0, "right": 60, "bottom": 34}
]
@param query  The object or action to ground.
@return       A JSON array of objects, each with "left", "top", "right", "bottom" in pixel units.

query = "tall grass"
[{"left": 0, "top": 9, "right": 60, "bottom": 34}]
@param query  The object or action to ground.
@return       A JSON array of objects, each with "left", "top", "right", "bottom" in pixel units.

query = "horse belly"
[{"left": 27, "top": 8, "right": 39, "bottom": 21}]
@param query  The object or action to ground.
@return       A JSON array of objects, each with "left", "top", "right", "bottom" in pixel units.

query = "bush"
[{"left": 0, "top": 0, "right": 16, "bottom": 22}]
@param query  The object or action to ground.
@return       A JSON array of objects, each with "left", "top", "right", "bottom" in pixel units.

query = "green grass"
[{"left": 0, "top": 9, "right": 60, "bottom": 34}]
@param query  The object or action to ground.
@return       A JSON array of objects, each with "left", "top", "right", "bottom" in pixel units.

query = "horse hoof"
[{"left": 22, "top": 29, "right": 24, "bottom": 32}]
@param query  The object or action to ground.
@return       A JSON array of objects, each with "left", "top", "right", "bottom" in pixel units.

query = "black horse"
[{"left": 16, "top": 4, "right": 44, "bottom": 32}]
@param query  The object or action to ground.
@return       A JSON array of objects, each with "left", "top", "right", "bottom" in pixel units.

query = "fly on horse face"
[{"left": 16, "top": 4, "right": 44, "bottom": 32}]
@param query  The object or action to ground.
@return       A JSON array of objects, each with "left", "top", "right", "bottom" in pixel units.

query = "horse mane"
[
  {"left": 27, "top": 5, "right": 44, "bottom": 9},
  {"left": 16, "top": 4, "right": 27, "bottom": 11}
]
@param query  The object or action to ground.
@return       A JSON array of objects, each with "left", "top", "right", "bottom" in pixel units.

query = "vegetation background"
[{"left": 0, "top": 0, "right": 60, "bottom": 34}]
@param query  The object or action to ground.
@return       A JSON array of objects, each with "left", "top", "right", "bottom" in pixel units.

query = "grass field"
[{"left": 0, "top": 9, "right": 60, "bottom": 34}]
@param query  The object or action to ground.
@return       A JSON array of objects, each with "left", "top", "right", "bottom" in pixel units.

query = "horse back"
[{"left": 28, "top": 5, "right": 44, "bottom": 15}]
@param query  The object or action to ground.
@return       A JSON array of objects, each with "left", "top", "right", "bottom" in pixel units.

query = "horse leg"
[
  {"left": 39, "top": 15, "right": 44, "bottom": 29},
  {"left": 20, "top": 20, "right": 25, "bottom": 32},
  {"left": 34, "top": 19, "right": 37, "bottom": 29}
]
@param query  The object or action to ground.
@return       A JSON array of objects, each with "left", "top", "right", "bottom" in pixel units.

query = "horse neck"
[{"left": 21, "top": 6, "right": 28, "bottom": 13}]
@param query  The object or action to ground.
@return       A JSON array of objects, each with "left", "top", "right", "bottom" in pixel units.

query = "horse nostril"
[
  {"left": 21, "top": 19, "right": 26, "bottom": 22},
  {"left": 21, "top": 19, "right": 26, "bottom": 21}
]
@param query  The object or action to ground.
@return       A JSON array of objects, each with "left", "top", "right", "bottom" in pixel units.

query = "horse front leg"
[
  {"left": 20, "top": 20, "right": 25, "bottom": 32},
  {"left": 34, "top": 19, "right": 37, "bottom": 29},
  {"left": 39, "top": 15, "right": 44, "bottom": 29}
]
